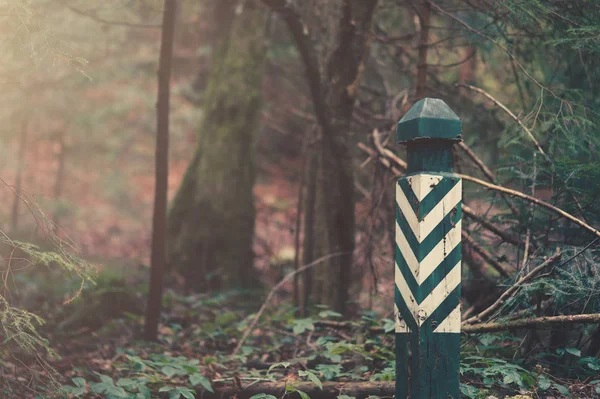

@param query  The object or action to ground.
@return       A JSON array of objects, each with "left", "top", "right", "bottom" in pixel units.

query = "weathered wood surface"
[{"left": 395, "top": 98, "right": 462, "bottom": 398}]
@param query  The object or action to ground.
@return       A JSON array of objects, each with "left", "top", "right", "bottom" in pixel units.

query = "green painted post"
[{"left": 394, "top": 98, "right": 462, "bottom": 398}]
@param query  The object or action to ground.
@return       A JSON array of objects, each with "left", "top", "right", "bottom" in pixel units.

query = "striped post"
[{"left": 394, "top": 98, "right": 462, "bottom": 398}]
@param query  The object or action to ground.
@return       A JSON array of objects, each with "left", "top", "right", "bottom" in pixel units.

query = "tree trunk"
[
  {"left": 167, "top": 0, "right": 267, "bottom": 292},
  {"left": 300, "top": 134, "right": 318, "bottom": 315},
  {"left": 308, "top": 0, "right": 379, "bottom": 314},
  {"left": 144, "top": 0, "right": 177, "bottom": 341}
]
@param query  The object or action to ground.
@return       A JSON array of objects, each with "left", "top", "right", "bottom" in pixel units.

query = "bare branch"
[
  {"left": 463, "top": 313, "right": 600, "bottom": 334},
  {"left": 464, "top": 250, "right": 562, "bottom": 325},
  {"left": 261, "top": 0, "right": 329, "bottom": 132},
  {"left": 457, "top": 173, "right": 600, "bottom": 240}
]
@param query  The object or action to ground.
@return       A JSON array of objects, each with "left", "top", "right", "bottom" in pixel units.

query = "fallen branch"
[
  {"left": 462, "top": 313, "right": 600, "bottom": 334},
  {"left": 233, "top": 252, "right": 350, "bottom": 355},
  {"left": 181, "top": 381, "right": 395, "bottom": 399},
  {"left": 463, "top": 250, "right": 562, "bottom": 325}
]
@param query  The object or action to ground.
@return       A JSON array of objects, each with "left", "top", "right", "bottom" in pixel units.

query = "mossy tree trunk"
[{"left": 168, "top": 1, "right": 266, "bottom": 292}]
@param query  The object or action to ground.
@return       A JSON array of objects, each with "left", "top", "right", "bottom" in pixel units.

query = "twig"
[
  {"left": 457, "top": 83, "right": 592, "bottom": 225},
  {"left": 456, "top": 83, "right": 549, "bottom": 162},
  {"left": 458, "top": 141, "right": 520, "bottom": 216},
  {"left": 232, "top": 252, "right": 350, "bottom": 355},
  {"left": 429, "top": 1, "right": 559, "bottom": 99},
  {"left": 462, "top": 230, "right": 512, "bottom": 277},
  {"left": 464, "top": 250, "right": 562, "bottom": 325}
]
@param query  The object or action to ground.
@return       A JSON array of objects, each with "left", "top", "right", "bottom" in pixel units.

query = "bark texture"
[
  {"left": 145, "top": 0, "right": 177, "bottom": 341},
  {"left": 310, "top": 0, "right": 379, "bottom": 314},
  {"left": 265, "top": 0, "right": 379, "bottom": 314},
  {"left": 168, "top": 1, "right": 267, "bottom": 291}
]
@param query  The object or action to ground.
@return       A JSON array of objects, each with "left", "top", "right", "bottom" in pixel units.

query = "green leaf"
[
  {"left": 299, "top": 370, "right": 322, "bottom": 389},
  {"left": 315, "top": 364, "right": 341, "bottom": 380},
  {"left": 318, "top": 310, "right": 342, "bottom": 318},
  {"left": 459, "top": 383, "right": 479, "bottom": 399},
  {"left": 297, "top": 389, "right": 311, "bottom": 399},
  {"left": 537, "top": 374, "right": 551, "bottom": 390},
  {"left": 382, "top": 318, "right": 395, "bottom": 333},
  {"left": 565, "top": 347, "right": 581, "bottom": 357},
  {"left": 190, "top": 374, "right": 214, "bottom": 393},
  {"left": 338, "top": 396, "right": 355, "bottom": 399},
  {"left": 162, "top": 365, "right": 181, "bottom": 378},
  {"left": 292, "top": 318, "right": 315, "bottom": 335},
  {"left": 249, "top": 395, "right": 278, "bottom": 399},
  {"left": 116, "top": 378, "right": 136, "bottom": 388},
  {"left": 268, "top": 362, "right": 291, "bottom": 373},
  {"left": 553, "top": 383, "right": 570, "bottom": 395},
  {"left": 72, "top": 377, "right": 86, "bottom": 388}
]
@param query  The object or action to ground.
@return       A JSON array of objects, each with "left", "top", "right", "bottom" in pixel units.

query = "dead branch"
[
  {"left": 463, "top": 250, "right": 562, "bottom": 325},
  {"left": 360, "top": 139, "right": 523, "bottom": 247},
  {"left": 462, "top": 313, "right": 600, "bottom": 334},
  {"left": 456, "top": 83, "right": 549, "bottom": 162},
  {"left": 456, "top": 83, "right": 591, "bottom": 225},
  {"left": 261, "top": 0, "right": 328, "bottom": 132},
  {"left": 180, "top": 381, "right": 395, "bottom": 399},
  {"left": 457, "top": 173, "right": 600, "bottom": 239},
  {"left": 458, "top": 141, "right": 520, "bottom": 216}
]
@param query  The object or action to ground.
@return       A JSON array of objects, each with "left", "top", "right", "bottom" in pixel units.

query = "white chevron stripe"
[
  {"left": 433, "top": 304, "right": 461, "bottom": 333},
  {"left": 395, "top": 303, "right": 411, "bottom": 333},
  {"left": 395, "top": 259, "right": 461, "bottom": 326},
  {"left": 395, "top": 260, "right": 418, "bottom": 323},
  {"left": 396, "top": 183, "right": 420, "bottom": 239},
  {"left": 396, "top": 219, "right": 461, "bottom": 284},
  {"left": 418, "top": 260, "right": 461, "bottom": 324},
  {"left": 406, "top": 174, "right": 441, "bottom": 202},
  {"left": 419, "top": 220, "right": 461, "bottom": 282},
  {"left": 396, "top": 177, "right": 462, "bottom": 243},
  {"left": 395, "top": 221, "right": 420, "bottom": 281}
]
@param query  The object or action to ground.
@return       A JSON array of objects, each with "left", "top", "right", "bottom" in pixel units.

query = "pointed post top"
[{"left": 396, "top": 98, "right": 462, "bottom": 144}]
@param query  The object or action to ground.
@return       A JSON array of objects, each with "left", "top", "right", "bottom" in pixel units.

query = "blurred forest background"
[{"left": 1, "top": 0, "right": 600, "bottom": 398}]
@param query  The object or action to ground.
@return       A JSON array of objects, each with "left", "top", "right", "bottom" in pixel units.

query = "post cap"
[{"left": 397, "top": 98, "right": 462, "bottom": 143}]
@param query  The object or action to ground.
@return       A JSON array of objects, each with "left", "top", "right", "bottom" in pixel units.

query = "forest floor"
[{"left": 4, "top": 282, "right": 599, "bottom": 399}]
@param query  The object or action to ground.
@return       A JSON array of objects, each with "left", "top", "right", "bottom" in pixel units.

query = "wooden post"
[{"left": 394, "top": 98, "right": 462, "bottom": 398}]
